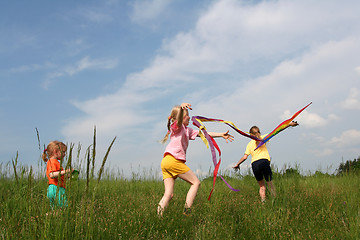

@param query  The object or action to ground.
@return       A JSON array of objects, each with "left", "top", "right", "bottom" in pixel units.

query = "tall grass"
[
  {"left": 1, "top": 170, "right": 359, "bottom": 239},
  {"left": 0, "top": 131, "right": 359, "bottom": 239}
]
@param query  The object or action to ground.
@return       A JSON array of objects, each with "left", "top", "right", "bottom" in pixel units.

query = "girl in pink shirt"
[{"left": 158, "top": 103, "right": 233, "bottom": 216}]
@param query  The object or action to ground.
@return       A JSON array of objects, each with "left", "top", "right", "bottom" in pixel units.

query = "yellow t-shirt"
[{"left": 245, "top": 135, "right": 271, "bottom": 163}]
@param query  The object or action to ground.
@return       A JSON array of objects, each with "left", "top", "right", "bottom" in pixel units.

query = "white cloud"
[
  {"left": 64, "top": 88, "right": 154, "bottom": 138},
  {"left": 123, "top": 0, "right": 360, "bottom": 97},
  {"left": 130, "top": 0, "right": 171, "bottom": 23},
  {"left": 310, "top": 129, "right": 360, "bottom": 157},
  {"left": 328, "top": 114, "right": 340, "bottom": 122},
  {"left": 311, "top": 148, "right": 335, "bottom": 157},
  {"left": 330, "top": 129, "right": 360, "bottom": 147},
  {"left": 63, "top": 38, "right": 90, "bottom": 56},
  {"left": 10, "top": 62, "right": 56, "bottom": 73},
  {"left": 356, "top": 66, "right": 360, "bottom": 75},
  {"left": 194, "top": 0, "right": 360, "bottom": 63},
  {"left": 81, "top": 9, "right": 113, "bottom": 23},
  {"left": 65, "top": 56, "right": 118, "bottom": 76},
  {"left": 43, "top": 56, "right": 118, "bottom": 89},
  {"left": 295, "top": 111, "right": 328, "bottom": 128},
  {"left": 342, "top": 88, "right": 360, "bottom": 110}
]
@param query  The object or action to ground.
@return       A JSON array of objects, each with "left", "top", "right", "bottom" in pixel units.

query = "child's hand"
[
  {"left": 233, "top": 164, "right": 240, "bottom": 171},
  {"left": 181, "top": 103, "right": 192, "bottom": 110},
  {"left": 223, "top": 130, "right": 234, "bottom": 143},
  {"left": 290, "top": 121, "right": 299, "bottom": 127}
]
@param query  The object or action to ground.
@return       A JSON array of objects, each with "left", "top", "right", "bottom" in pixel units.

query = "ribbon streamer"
[
  {"left": 192, "top": 116, "right": 241, "bottom": 200},
  {"left": 193, "top": 116, "right": 261, "bottom": 142},
  {"left": 254, "top": 102, "right": 312, "bottom": 150}
]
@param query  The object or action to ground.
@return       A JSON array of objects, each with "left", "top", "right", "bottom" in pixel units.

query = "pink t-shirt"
[{"left": 164, "top": 121, "right": 199, "bottom": 162}]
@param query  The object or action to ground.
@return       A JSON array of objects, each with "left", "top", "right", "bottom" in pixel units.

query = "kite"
[
  {"left": 191, "top": 102, "right": 312, "bottom": 200},
  {"left": 254, "top": 102, "right": 312, "bottom": 150}
]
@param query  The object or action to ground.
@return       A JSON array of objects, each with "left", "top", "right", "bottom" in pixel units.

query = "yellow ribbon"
[{"left": 198, "top": 123, "right": 209, "bottom": 148}]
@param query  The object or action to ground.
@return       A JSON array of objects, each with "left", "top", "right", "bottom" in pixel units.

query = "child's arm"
[
  {"left": 49, "top": 168, "right": 74, "bottom": 179},
  {"left": 208, "top": 131, "right": 234, "bottom": 143},
  {"left": 176, "top": 103, "right": 192, "bottom": 127},
  {"left": 176, "top": 107, "right": 184, "bottom": 127},
  {"left": 233, "top": 154, "right": 248, "bottom": 170}
]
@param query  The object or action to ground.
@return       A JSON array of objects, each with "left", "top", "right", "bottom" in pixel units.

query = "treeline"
[
  {"left": 278, "top": 156, "right": 360, "bottom": 177},
  {"left": 337, "top": 156, "right": 360, "bottom": 175}
]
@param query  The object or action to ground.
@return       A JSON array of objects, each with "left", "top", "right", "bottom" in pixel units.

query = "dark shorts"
[{"left": 251, "top": 159, "right": 272, "bottom": 182}]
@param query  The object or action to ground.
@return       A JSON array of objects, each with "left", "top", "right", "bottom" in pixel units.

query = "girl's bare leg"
[
  {"left": 257, "top": 180, "right": 266, "bottom": 202},
  {"left": 158, "top": 177, "right": 175, "bottom": 215},
  {"left": 178, "top": 170, "right": 201, "bottom": 208},
  {"left": 267, "top": 181, "right": 276, "bottom": 197}
]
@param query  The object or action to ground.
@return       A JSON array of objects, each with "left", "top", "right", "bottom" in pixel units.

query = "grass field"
[{"left": 0, "top": 162, "right": 359, "bottom": 240}]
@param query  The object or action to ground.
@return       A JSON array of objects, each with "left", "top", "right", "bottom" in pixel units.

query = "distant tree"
[
  {"left": 282, "top": 167, "right": 301, "bottom": 177},
  {"left": 312, "top": 171, "right": 332, "bottom": 177},
  {"left": 337, "top": 156, "right": 360, "bottom": 175}
]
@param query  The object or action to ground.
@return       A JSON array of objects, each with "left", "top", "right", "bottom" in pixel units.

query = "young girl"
[
  {"left": 233, "top": 122, "right": 298, "bottom": 202},
  {"left": 42, "top": 141, "right": 73, "bottom": 209},
  {"left": 158, "top": 103, "right": 233, "bottom": 216}
]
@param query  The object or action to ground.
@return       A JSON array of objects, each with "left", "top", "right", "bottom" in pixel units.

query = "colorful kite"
[{"left": 254, "top": 102, "right": 312, "bottom": 150}]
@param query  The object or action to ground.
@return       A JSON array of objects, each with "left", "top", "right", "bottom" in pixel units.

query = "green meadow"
[
  {"left": 1, "top": 162, "right": 359, "bottom": 239},
  {"left": 0, "top": 133, "right": 359, "bottom": 239}
]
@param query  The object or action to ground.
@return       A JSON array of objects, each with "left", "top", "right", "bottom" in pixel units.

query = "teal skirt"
[{"left": 47, "top": 184, "right": 68, "bottom": 208}]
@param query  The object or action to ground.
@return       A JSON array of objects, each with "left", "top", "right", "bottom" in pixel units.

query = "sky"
[{"left": 1, "top": 0, "right": 359, "bottom": 179}]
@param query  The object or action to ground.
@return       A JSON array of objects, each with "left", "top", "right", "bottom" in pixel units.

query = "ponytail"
[
  {"left": 161, "top": 117, "right": 172, "bottom": 144},
  {"left": 42, "top": 149, "right": 48, "bottom": 163},
  {"left": 160, "top": 105, "right": 186, "bottom": 144}
]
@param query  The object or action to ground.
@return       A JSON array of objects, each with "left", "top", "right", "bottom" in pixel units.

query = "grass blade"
[{"left": 97, "top": 136, "right": 116, "bottom": 184}]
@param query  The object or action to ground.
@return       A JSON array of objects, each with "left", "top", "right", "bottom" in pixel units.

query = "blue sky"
[{"left": 1, "top": 0, "right": 360, "bottom": 178}]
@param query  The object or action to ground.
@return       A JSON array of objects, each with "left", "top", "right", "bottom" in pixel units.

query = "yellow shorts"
[{"left": 161, "top": 154, "right": 190, "bottom": 180}]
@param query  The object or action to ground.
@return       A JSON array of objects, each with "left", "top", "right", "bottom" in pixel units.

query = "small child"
[
  {"left": 234, "top": 122, "right": 298, "bottom": 202},
  {"left": 158, "top": 103, "right": 233, "bottom": 216},
  {"left": 42, "top": 141, "right": 73, "bottom": 209}
]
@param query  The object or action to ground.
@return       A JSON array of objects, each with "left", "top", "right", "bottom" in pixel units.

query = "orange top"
[{"left": 46, "top": 158, "right": 66, "bottom": 188}]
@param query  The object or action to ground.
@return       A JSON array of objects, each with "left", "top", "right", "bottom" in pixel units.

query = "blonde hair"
[
  {"left": 42, "top": 141, "right": 67, "bottom": 163},
  {"left": 249, "top": 126, "right": 262, "bottom": 144},
  {"left": 161, "top": 105, "right": 188, "bottom": 144}
]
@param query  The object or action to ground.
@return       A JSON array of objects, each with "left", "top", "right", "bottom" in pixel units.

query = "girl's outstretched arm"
[
  {"left": 49, "top": 168, "right": 74, "bottom": 179},
  {"left": 208, "top": 131, "right": 234, "bottom": 143},
  {"left": 233, "top": 154, "right": 248, "bottom": 170}
]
